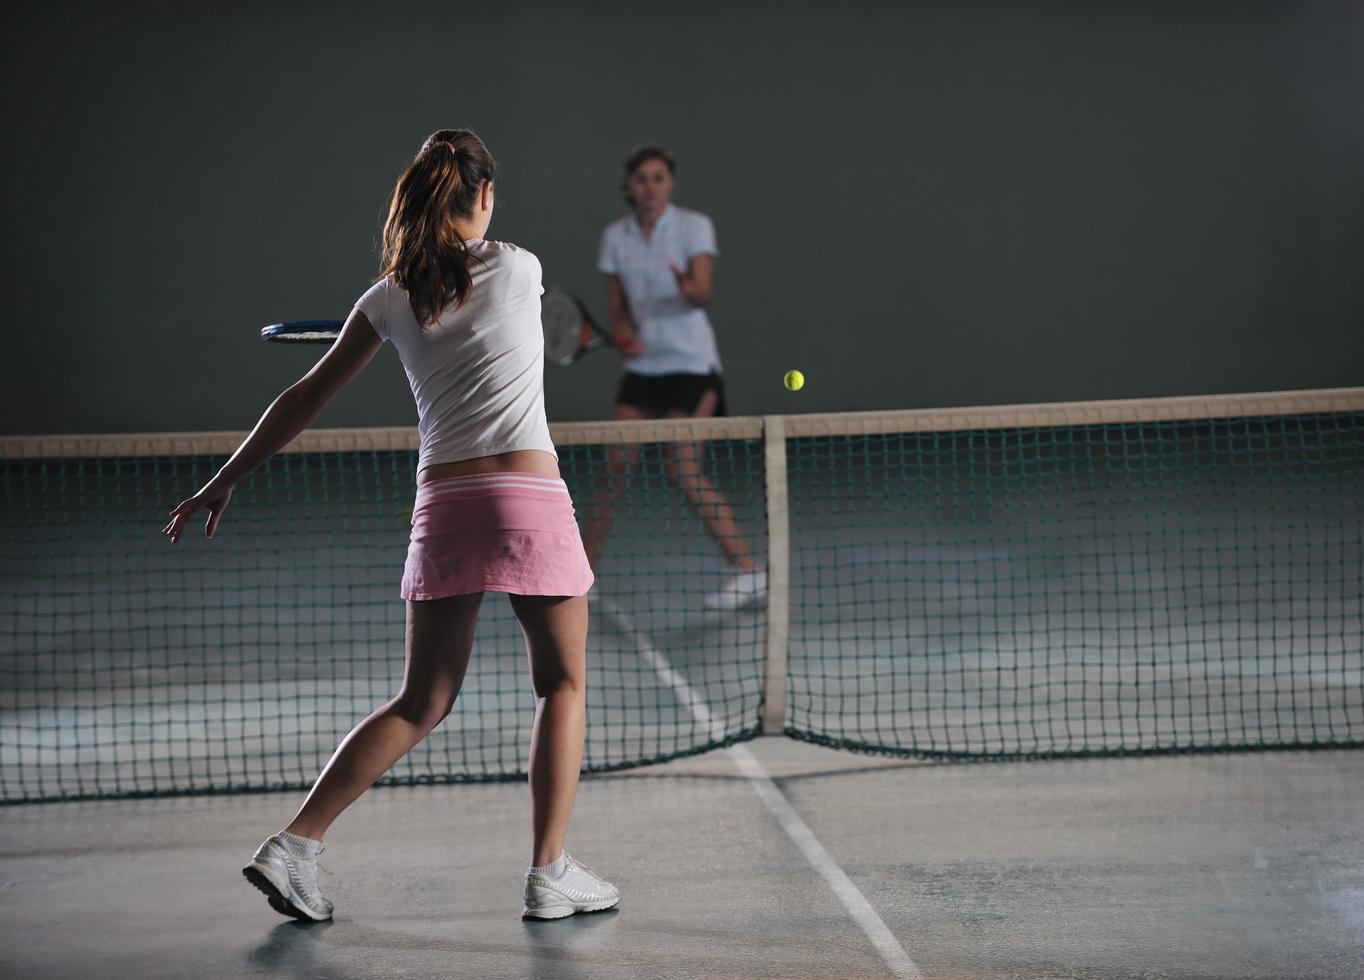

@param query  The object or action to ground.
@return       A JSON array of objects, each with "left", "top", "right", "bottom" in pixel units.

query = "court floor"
[{"left": 2, "top": 737, "right": 1362, "bottom": 979}]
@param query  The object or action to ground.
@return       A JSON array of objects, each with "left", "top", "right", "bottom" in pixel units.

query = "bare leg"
[
  {"left": 509, "top": 593, "right": 588, "bottom": 867},
  {"left": 580, "top": 403, "right": 651, "bottom": 569},
  {"left": 284, "top": 592, "right": 484, "bottom": 840},
  {"left": 665, "top": 391, "right": 755, "bottom": 570}
]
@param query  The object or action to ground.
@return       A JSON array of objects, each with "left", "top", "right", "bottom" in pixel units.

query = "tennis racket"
[
  {"left": 542, "top": 286, "right": 626, "bottom": 366},
  {"left": 261, "top": 320, "right": 343, "bottom": 344},
  {"left": 261, "top": 286, "right": 625, "bottom": 361}
]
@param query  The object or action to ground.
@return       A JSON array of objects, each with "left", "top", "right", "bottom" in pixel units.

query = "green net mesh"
[
  {"left": 0, "top": 430, "right": 767, "bottom": 802},
  {"left": 785, "top": 411, "right": 1364, "bottom": 757},
  {"left": 2, "top": 394, "right": 1361, "bottom": 803}
]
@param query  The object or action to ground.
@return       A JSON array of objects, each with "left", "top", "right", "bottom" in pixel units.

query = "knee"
[
  {"left": 392, "top": 690, "right": 455, "bottom": 730},
  {"left": 533, "top": 671, "right": 584, "bottom": 702},
  {"left": 666, "top": 467, "right": 703, "bottom": 502}
]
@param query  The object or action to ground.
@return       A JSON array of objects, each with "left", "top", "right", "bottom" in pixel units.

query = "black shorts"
[{"left": 616, "top": 371, "right": 728, "bottom": 417}]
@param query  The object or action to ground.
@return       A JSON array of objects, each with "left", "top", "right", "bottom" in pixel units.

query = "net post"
[{"left": 762, "top": 415, "right": 791, "bottom": 734}]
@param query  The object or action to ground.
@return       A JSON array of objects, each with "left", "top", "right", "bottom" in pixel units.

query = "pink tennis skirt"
[{"left": 401, "top": 472, "right": 595, "bottom": 600}]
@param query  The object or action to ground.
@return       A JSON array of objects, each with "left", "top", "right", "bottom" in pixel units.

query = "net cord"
[{"left": 5, "top": 386, "right": 1362, "bottom": 459}]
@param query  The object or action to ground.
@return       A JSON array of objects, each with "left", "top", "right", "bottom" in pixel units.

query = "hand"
[
  {"left": 615, "top": 334, "right": 644, "bottom": 359},
  {"left": 670, "top": 263, "right": 694, "bottom": 302},
  {"left": 163, "top": 483, "right": 234, "bottom": 544}
]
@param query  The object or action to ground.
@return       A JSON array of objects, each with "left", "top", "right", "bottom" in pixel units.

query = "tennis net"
[{"left": 2, "top": 388, "right": 1361, "bottom": 802}]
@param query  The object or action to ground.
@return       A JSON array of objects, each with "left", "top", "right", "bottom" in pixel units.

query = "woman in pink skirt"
[{"left": 163, "top": 129, "right": 616, "bottom": 922}]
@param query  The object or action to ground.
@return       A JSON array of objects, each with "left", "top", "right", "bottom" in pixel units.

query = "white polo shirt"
[
  {"left": 597, "top": 204, "right": 723, "bottom": 376},
  {"left": 354, "top": 239, "right": 557, "bottom": 473}
]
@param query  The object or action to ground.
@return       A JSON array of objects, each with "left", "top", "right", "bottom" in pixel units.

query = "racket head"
[
  {"left": 541, "top": 288, "right": 588, "bottom": 366},
  {"left": 261, "top": 320, "right": 344, "bottom": 344}
]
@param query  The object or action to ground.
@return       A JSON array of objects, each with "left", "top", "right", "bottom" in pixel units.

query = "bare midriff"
[{"left": 417, "top": 449, "right": 561, "bottom": 486}]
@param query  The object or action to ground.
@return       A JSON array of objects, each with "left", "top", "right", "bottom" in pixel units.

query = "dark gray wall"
[{"left": 4, "top": 1, "right": 1361, "bottom": 435}]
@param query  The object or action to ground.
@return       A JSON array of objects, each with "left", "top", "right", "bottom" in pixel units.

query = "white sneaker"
[
  {"left": 703, "top": 569, "right": 768, "bottom": 610},
  {"left": 242, "top": 833, "right": 334, "bottom": 922},
  {"left": 521, "top": 853, "right": 619, "bottom": 920}
]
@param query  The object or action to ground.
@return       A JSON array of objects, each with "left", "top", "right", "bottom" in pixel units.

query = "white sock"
[
  {"left": 279, "top": 831, "right": 323, "bottom": 858},
  {"left": 529, "top": 853, "right": 566, "bottom": 878}
]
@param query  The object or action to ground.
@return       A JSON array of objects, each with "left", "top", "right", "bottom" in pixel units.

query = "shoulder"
[
  {"left": 354, "top": 276, "right": 398, "bottom": 339},
  {"left": 356, "top": 275, "right": 397, "bottom": 307},
  {"left": 471, "top": 239, "right": 540, "bottom": 275},
  {"left": 672, "top": 206, "right": 713, "bottom": 229},
  {"left": 477, "top": 240, "right": 543, "bottom": 298},
  {"left": 672, "top": 207, "right": 717, "bottom": 254},
  {"left": 673, "top": 207, "right": 716, "bottom": 244},
  {"left": 477, "top": 238, "right": 539, "bottom": 261},
  {"left": 601, "top": 214, "right": 634, "bottom": 241},
  {"left": 470, "top": 238, "right": 524, "bottom": 260},
  {"left": 488, "top": 240, "right": 541, "bottom": 271}
]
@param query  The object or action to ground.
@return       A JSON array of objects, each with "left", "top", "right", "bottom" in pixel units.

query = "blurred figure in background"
[{"left": 581, "top": 145, "right": 766, "bottom": 611}]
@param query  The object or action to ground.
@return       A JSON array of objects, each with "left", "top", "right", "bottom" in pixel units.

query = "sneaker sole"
[
  {"left": 521, "top": 897, "right": 620, "bottom": 920},
  {"left": 242, "top": 864, "right": 331, "bottom": 922}
]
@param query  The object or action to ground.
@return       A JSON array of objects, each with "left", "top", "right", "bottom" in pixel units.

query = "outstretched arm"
[{"left": 163, "top": 308, "right": 383, "bottom": 543}]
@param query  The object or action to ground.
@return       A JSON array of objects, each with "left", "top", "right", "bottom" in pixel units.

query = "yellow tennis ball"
[{"left": 784, "top": 369, "right": 805, "bottom": 391}]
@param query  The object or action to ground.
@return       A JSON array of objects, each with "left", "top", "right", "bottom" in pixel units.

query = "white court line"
[{"left": 600, "top": 600, "right": 923, "bottom": 980}]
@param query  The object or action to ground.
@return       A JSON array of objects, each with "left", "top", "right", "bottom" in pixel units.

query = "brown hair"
[
  {"left": 380, "top": 129, "right": 497, "bottom": 327},
  {"left": 621, "top": 145, "right": 676, "bottom": 206}
]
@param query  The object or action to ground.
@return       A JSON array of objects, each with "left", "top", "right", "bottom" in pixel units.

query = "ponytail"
[{"left": 380, "top": 129, "right": 497, "bottom": 327}]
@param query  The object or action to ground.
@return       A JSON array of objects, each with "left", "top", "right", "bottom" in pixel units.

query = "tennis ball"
[{"left": 784, "top": 370, "right": 805, "bottom": 391}]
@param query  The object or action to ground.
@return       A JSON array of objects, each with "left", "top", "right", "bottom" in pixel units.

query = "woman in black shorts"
[{"left": 583, "top": 145, "right": 765, "bottom": 610}]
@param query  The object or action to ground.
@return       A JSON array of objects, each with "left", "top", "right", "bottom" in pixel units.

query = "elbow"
[{"left": 280, "top": 379, "right": 325, "bottom": 424}]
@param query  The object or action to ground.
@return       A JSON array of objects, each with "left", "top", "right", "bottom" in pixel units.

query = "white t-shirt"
[
  {"left": 353, "top": 239, "right": 557, "bottom": 473},
  {"left": 597, "top": 204, "right": 722, "bottom": 376}
]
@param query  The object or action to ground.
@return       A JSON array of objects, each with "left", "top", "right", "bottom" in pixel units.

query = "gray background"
[{"left": 3, "top": 0, "right": 1361, "bottom": 435}]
